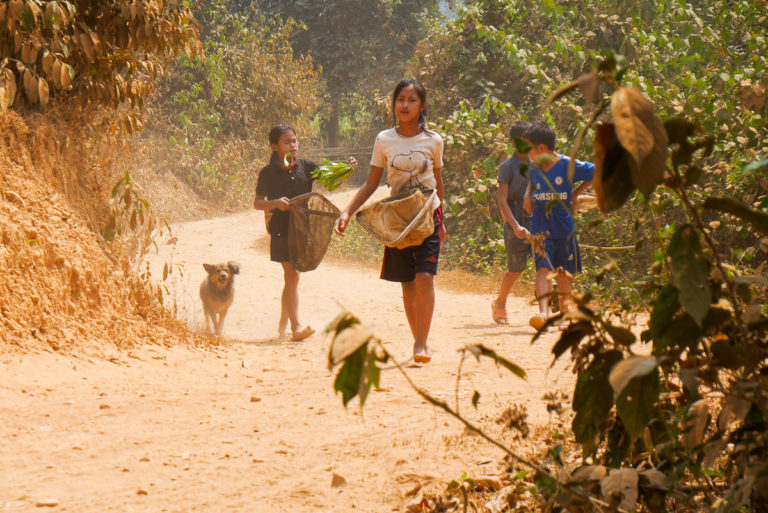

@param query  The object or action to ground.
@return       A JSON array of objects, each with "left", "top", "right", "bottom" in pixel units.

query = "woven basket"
[{"left": 355, "top": 188, "right": 437, "bottom": 250}]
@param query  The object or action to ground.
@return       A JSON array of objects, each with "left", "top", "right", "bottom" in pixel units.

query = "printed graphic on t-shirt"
[{"left": 391, "top": 151, "right": 430, "bottom": 176}]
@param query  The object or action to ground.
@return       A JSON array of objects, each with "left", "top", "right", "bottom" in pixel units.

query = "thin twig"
[{"left": 455, "top": 350, "right": 466, "bottom": 417}]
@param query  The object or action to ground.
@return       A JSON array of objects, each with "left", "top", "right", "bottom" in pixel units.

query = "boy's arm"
[
  {"left": 523, "top": 181, "right": 534, "bottom": 215},
  {"left": 497, "top": 183, "right": 528, "bottom": 238}
]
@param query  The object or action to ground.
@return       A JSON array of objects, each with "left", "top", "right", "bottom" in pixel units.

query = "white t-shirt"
[{"left": 370, "top": 128, "right": 444, "bottom": 209}]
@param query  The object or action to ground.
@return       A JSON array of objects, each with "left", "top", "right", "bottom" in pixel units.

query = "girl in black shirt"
[{"left": 253, "top": 124, "right": 356, "bottom": 341}]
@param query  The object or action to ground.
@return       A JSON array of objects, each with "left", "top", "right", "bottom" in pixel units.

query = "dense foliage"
[
  {"left": 329, "top": 56, "right": 768, "bottom": 511},
  {"left": 408, "top": 0, "right": 767, "bottom": 285},
  {"left": 0, "top": 0, "right": 200, "bottom": 128},
  {"left": 143, "top": 1, "right": 323, "bottom": 204},
  {"left": 253, "top": 0, "right": 440, "bottom": 146}
]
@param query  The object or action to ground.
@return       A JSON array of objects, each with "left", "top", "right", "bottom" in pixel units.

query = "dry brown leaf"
[
  {"left": 23, "top": 69, "right": 39, "bottom": 103},
  {"left": 684, "top": 399, "right": 710, "bottom": 451},
  {"left": 611, "top": 87, "right": 668, "bottom": 196},
  {"left": 571, "top": 464, "right": 607, "bottom": 482},
  {"left": 609, "top": 356, "right": 657, "bottom": 400},
  {"left": 8, "top": 0, "right": 23, "bottom": 21},
  {"left": 718, "top": 395, "right": 751, "bottom": 431},
  {"left": 577, "top": 70, "right": 599, "bottom": 106},
  {"left": 42, "top": 51, "right": 54, "bottom": 75},
  {"left": 60, "top": 63, "right": 72, "bottom": 88},
  {"left": 600, "top": 468, "right": 638, "bottom": 511},
  {"left": 38, "top": 77, "right": 49, "bottom": 106},
  {"left": 51, "top": 59, "right": 62, "bottom": 89},
  {"left": 79, "top": 32, "right": 95, "bottom": 62}
]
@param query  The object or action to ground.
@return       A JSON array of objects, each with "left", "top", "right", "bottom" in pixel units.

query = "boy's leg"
[
  {"left": 280, "top": 262, "right": 302, "bottom": 334},
  {"left": 534, "top": 267, "right": 553, "bottom": 318},
  {"left": 555, "top": 272, "right": 572, "bottom": 314},
  {"left": 495, "top": 271, "right": 520, "bottom": 310}
]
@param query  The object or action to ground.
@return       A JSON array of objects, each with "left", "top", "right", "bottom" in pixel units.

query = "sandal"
[
  {"left": 291, "top": 326, "right": 315, "bottom": 341},
  {"left": 413, "top": 352, "right": 431, "bottom": 364},
  {"left": 529, "top": 313, "right": 548, "bottom": 331},
  {"left": 491, "top": 301, "right": 508, "bottom": 325}
]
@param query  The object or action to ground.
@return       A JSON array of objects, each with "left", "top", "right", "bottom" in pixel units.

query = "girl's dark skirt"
[{"left": 380, "top": 209, "right": 443, "bottom": 283}]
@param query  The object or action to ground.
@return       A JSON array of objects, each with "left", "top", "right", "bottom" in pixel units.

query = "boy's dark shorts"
[
  {"left": 503, "top": 223, "right": 530, "bottom": 273},
  {"left": 381, "top": 210, "right": 442, "bottom": 283},
  {"left": 534, "top": 235, "right": 582, "bottom": 274},
  {"left": 270, "top": 232, "right": 290, "bottom": 263}
]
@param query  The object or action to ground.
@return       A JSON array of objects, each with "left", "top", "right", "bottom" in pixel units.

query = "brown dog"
[{"left": 200, "top": 262, "right": 239, "bottom": 336}]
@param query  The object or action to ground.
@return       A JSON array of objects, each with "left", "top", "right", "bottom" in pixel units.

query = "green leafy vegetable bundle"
[{"left": 311, "top": 159, "right": 356, "bottom": 191}]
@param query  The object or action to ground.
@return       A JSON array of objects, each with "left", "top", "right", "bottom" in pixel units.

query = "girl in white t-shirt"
[{"left": 335, "top": 78, "right": 444, "bottom": 364}]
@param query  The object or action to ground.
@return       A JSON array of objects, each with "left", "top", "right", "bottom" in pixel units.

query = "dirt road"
[{"left": 1, "top": 189, "right": 575, "bottom": 512}]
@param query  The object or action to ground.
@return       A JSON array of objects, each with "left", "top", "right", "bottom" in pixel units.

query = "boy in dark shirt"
[{"left": 492, "top": 121, "right": 532, "bottom": 324}]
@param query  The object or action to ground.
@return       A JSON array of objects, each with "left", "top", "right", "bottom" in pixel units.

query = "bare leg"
[
  {"left": 402, "top": 272, "right": 435, "bottom": 362},
  {"left": 555, "top": 272, "right": 572, "bottom": 314},
  {"left": 280, "top": 262, "right": 302, "bottom": 334},
  {"left": 494, "top": 271, "right": 521, "bottom": 310},
  {"left": 534, "top": 267, "right": 553, "bottom": 319}
]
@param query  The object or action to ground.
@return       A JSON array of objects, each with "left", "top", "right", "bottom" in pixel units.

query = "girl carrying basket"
[
  {"left": 254, "top": 123, "right": 357, "bottom": 341},
  {"left": 335, "top": 78, "right": 444, "bottom": 364}
]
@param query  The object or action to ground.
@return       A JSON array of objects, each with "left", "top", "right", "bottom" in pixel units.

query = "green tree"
[
  {"left": 144, "top": 1, "right": 323, "bottom": 204},
  {"left": 254, "top": 0, "right": 441, "bottom": 147}
]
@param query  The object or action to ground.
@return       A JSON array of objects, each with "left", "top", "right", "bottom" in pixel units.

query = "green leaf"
[
  {"left": 22, "top": 6, "right": 36, "bottom": 31},
  {"left": 703, "top": 197, "right": 768, "bottom": 236},
  {"left": 741, "top": 159, "right": 768, "bottom": 175},
  {"left": 605, "top": 324, "right": 636, "bottom": 346},
  {"left": 650, "top": 285, "right": 680, "bottom": 340},
  {"left": 512, "top": 137, "right": 532, "bottom": 155},
  {"left": 472, "top": 390, "right": 480, "bottom": 408},
  {"left": 616, "top": 368, "right": 660, "bottom": 440},
  {"left": 333, "top": 342, "right": 368, "bottom": 407},
  {"left": 668, "top": 225, "right": 711, "bottom": 325},
  {"left": 466, "top": 344, "right": 527, "bottom": 379},
  {"left": 653, "top": 314, "right": 701, "bottom": 355},
  {"left": 551, "top": 321, "right": 594, "bottom": 365},
  {"left": 572, "top": 350, "right": 622, "bottom": 449}
]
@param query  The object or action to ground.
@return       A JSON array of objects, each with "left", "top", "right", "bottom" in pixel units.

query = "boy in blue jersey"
[{"left": 523, "top": 122, "right": 594, "bottom": 330}]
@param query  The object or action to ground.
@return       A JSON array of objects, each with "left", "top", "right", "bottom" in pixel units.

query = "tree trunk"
[{"left": 328, "top": 101, "right": 339, "bottom": 148}]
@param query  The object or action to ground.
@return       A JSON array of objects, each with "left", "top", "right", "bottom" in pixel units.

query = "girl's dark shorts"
[
  {"left": 381, "top": 209, "right": 442, "bottom": 283},
  {"left": 270, "top": 232, "right": 290, "bottom": 263}
]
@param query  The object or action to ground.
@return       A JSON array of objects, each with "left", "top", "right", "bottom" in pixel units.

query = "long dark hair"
[
  {"left": 268, "top": 123, "right": 296, "bottom": 164},
  {"left": 391, "top": 78, "right": 428, "bottom": 133}
]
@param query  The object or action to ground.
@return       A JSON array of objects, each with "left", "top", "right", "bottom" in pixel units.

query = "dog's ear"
[
  {"left": 203, "top": 263, "right": 216, "bottom": 274},
  {"left": 227, "top": 262, "right": 240, "bottom": 275}
]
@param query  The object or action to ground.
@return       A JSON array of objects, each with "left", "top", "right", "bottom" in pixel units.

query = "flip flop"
[
  {"left": 413, "top": 347, "right": 431, "bottom": 364},
  {"left": 491, "top": 301, "right": 508, "bottom": 325},
  {"left": 529, "top": 314, "right": 548, "bottom": 331},
  {"left": 413, "top": 353, "right": 431, "bottom": 364},
  {"left": 291, "top": 326, "right": 315, "bottom": 341}
]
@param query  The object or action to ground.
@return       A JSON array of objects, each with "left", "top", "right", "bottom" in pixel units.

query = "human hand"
[
  {"left": 513, "top": 226, "right": 530, "bottom": 240},
  {"left": 334, "top": 212, "right": 350, "bottom": 236},
  {"left": 275, "top": 197, "right": 291, "bottom": 211},
  {"left": 347, "top": 156, "right": 359, "bottom": 169}
]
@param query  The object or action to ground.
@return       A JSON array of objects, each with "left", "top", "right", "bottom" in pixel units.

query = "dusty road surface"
[{"left": 1, "top": 188, "right": 575, "bottom": 512}]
